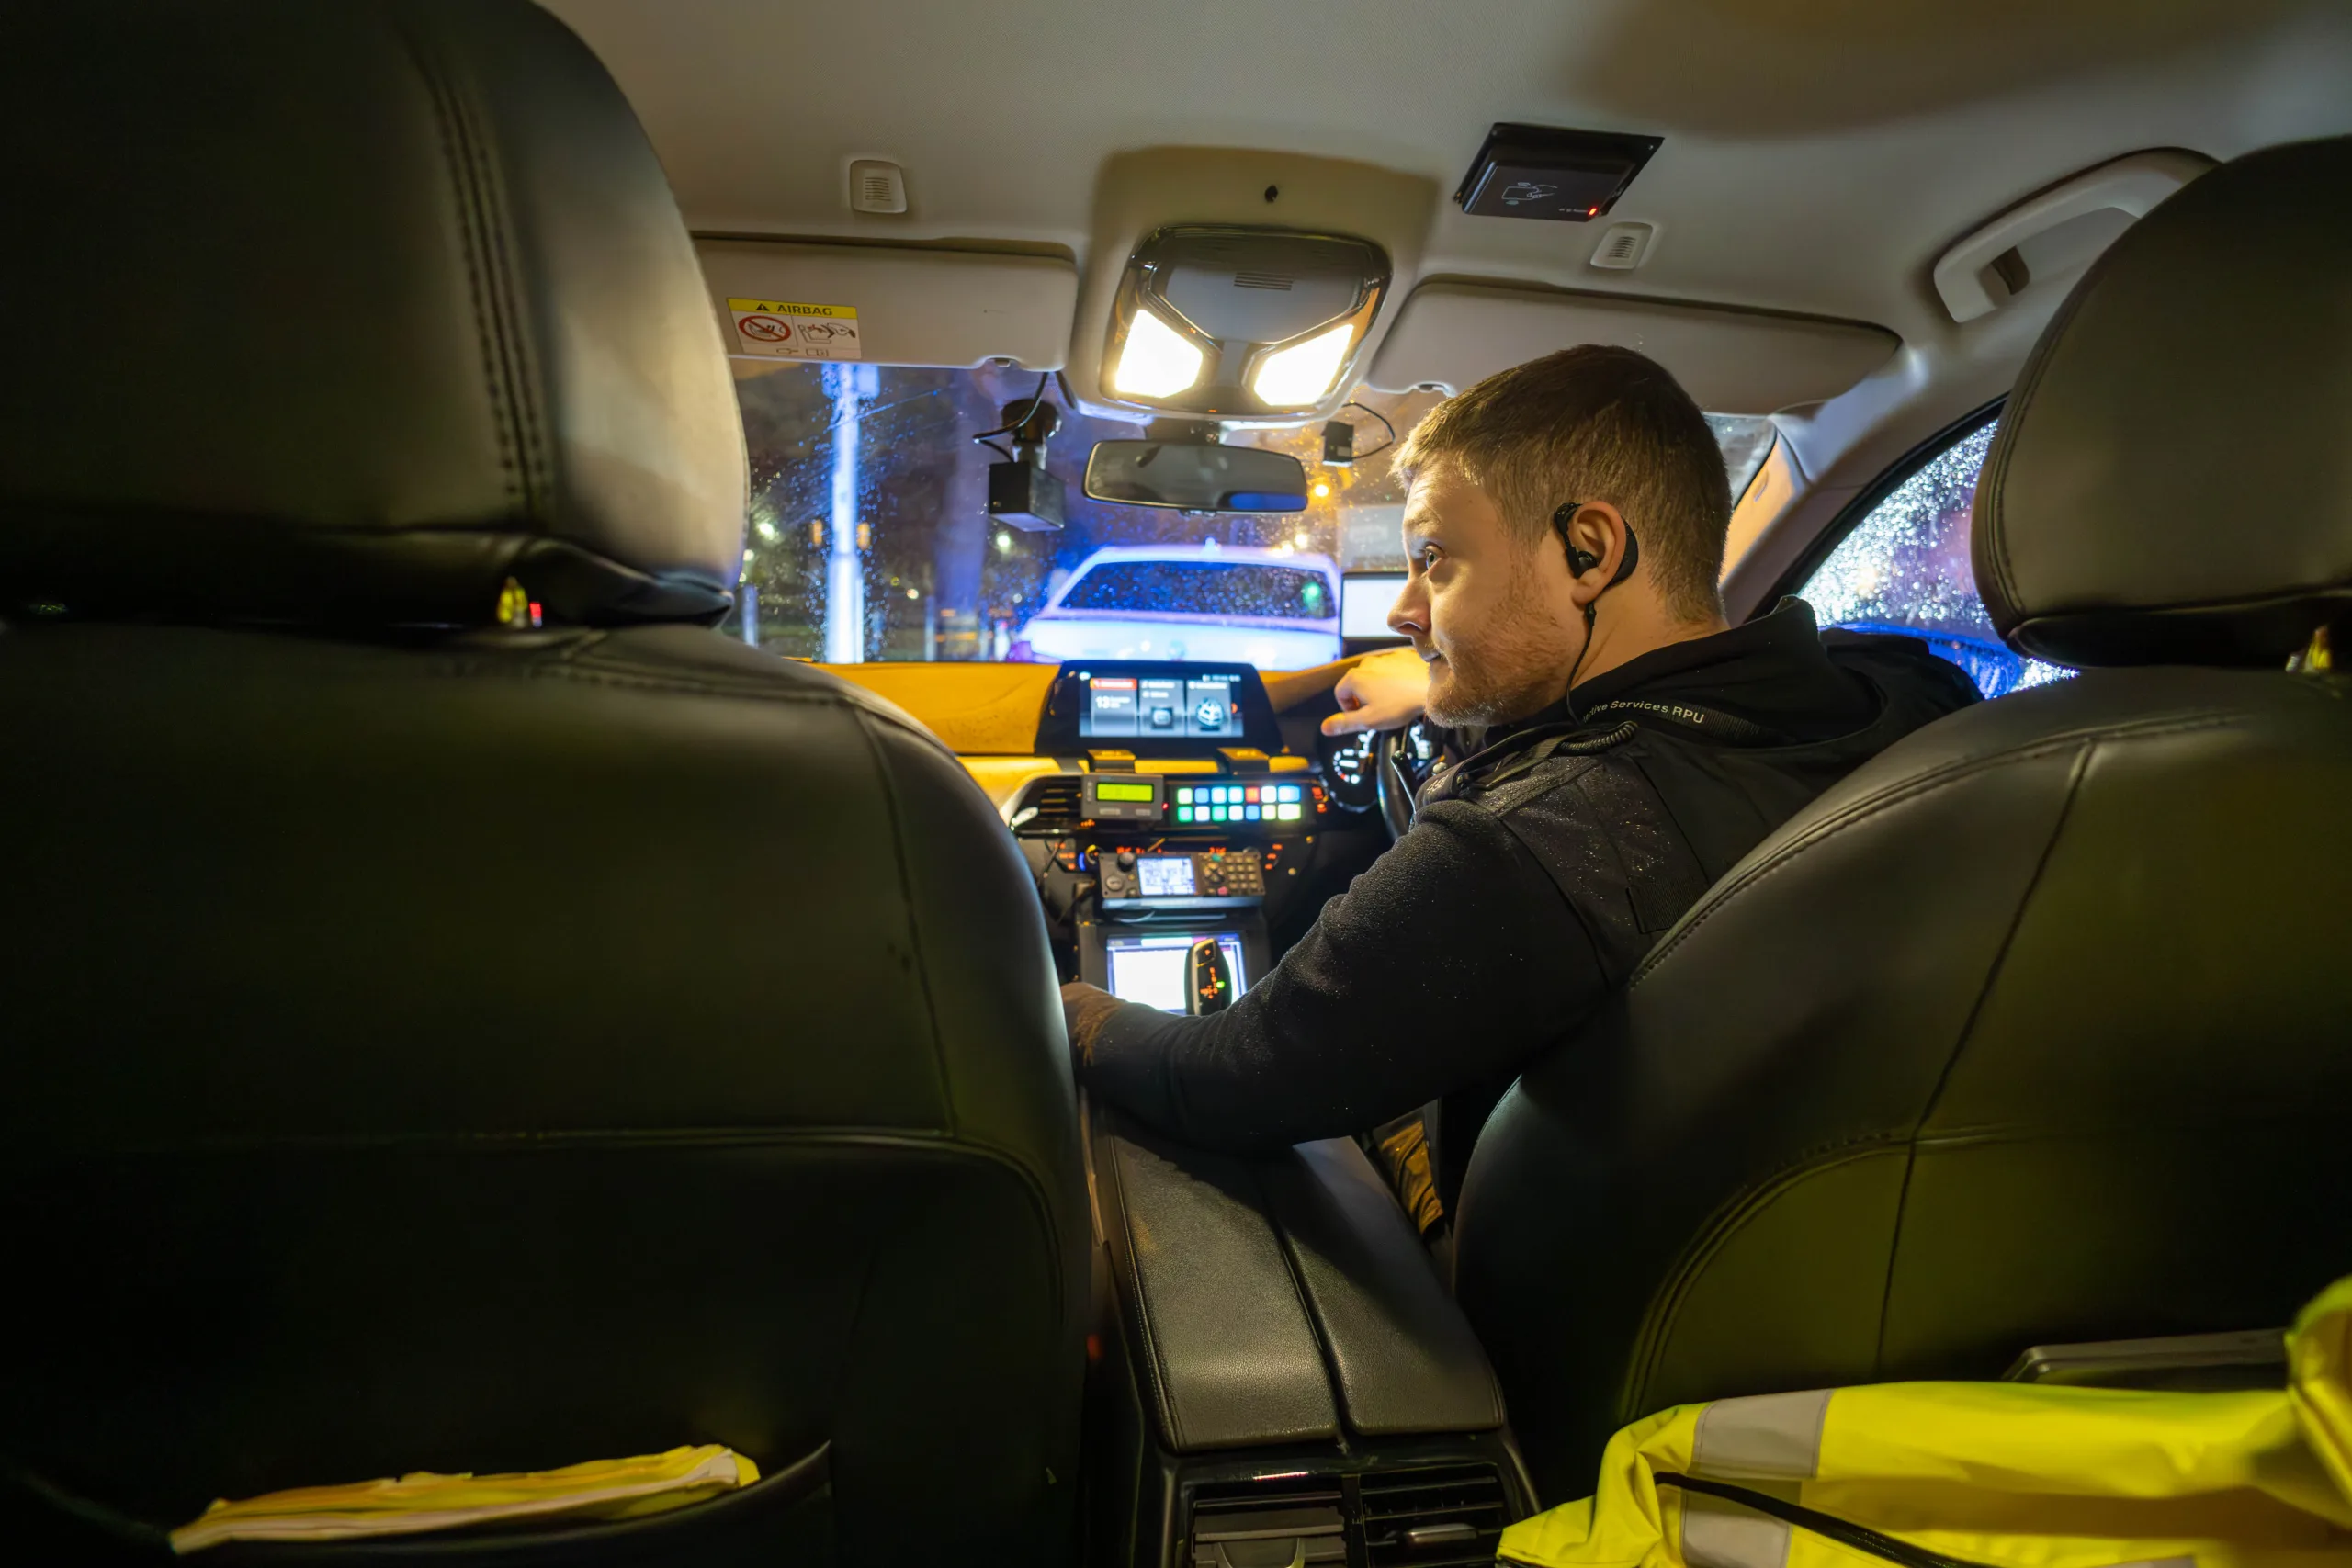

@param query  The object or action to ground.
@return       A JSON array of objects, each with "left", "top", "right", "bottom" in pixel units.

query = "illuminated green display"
[{"left": 1095, "top": 782, "right": 1158, "bottom": 803}]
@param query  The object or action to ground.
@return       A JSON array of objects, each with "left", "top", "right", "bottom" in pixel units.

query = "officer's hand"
[
  {"left": 1061, "top": 979, "right": 1124, "bottom": 1067},
  {"left": 1321, "top": 646, "right": 1430, "bottom": 736}
]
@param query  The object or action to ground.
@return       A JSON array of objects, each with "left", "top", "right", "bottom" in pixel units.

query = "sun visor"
[
  {"left": 1364, "top": 282, "right": 1898, "bottom": 414},
  {"left": 696, "top": 240, "right": 1077, "bottom": 370}
]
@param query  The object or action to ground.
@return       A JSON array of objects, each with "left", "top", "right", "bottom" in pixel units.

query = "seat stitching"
[
  {"left": 395, "top": 14, "right": 526, "bottom": 516},
  {"left": 438, "top": 36, "right": 550, "bottom": 519},
  {"left": 1626, "top": 712, "right": 2237, "bottom": 988},
  {"left": 1873, "top": 736, "right": 2093, "bottom": 1375},
  {"left": 846, "top": 708, "right": 960, "bottom": 1144},
  {"left": 1620, "top": 1136, "right": 1913, "bottom": 1421}
]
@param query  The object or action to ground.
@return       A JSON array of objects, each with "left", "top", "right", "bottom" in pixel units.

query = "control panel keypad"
[
  {"left": 1196, "top": 847, "right": 1263, "bottom": 898},
  {"left": 1173, "top": 782, "right": 1307, "bottom": 825}
]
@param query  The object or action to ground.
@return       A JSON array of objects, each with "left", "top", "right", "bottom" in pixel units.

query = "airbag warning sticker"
[{"left": 726, "top": 299, "right": 861, "bottom": 361}]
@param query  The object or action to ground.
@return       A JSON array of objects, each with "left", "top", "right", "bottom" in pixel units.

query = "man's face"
[{"left": 1389, "top": 461, "right": 1583, "bottom": 728}]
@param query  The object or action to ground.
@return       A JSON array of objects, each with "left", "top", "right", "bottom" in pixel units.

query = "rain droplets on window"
[{"left": 1800, "top": 420, "right": 2069, "bottom": 698}]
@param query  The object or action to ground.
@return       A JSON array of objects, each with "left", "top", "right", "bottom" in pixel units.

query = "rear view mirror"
[{"left": 1083, "top": 439, "right": 1308, "bottom": 513}]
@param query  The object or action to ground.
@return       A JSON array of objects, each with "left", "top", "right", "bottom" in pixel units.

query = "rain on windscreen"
[{"left": 724, "top": 361, "right": 1768, "bottom": 668}]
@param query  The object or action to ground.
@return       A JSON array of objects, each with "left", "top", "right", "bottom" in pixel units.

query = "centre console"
[
  {"left": 1011, "top": 661, "right": 1530, "bottom": 1561},
  {"left": 1013, "top": 660, "right": 1346, "bottom": 1020},
  {"left": 1082, "top": 1106, "right": 1535, "bottom": 1567}
]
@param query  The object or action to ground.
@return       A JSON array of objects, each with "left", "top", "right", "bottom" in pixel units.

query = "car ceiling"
[{"left": 548, "top": 0, "right": 2352, "bottom": 356}]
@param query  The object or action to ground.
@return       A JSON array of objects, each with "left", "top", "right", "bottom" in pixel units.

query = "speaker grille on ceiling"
[
  {"left": 1589, "top": 221, "right": 1655, "bottom": 271},
  {"left": 1233, "top": 271, "right": 1295, "bottom": 290},
  {"left": 846, "top": 158, "right": 908, "bottom": 215}
]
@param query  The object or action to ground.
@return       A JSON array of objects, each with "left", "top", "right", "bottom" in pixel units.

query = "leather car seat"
[
  {"left": 0, "top": 4, "right": 1083, "bottom": 1563},
  {"left": 1454, "top": 136, "right": 2352, "bottom": 1505}
]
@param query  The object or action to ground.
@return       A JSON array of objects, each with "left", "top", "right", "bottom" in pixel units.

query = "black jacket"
[{"left": 1078, "top": 601, "right": 1980, "bottom": 1174}]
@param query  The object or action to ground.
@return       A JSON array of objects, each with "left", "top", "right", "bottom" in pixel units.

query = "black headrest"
[
  {"left": 0, "top": 0, "right": 744, "bottom": 628},
  {"left": 1974, "top": 137, "right": 2352, "bottom": 668}
]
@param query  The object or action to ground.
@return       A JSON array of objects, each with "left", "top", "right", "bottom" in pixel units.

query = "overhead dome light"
[
  {"left": 1111, "top": 309, "right": 1205, "bottom": 399},
  {"left": 1250, "top": 321, "right": 1357, "bottom": 409},
  {"left": 1097, "top": 226, "right": 1391, "bottom": 416}
]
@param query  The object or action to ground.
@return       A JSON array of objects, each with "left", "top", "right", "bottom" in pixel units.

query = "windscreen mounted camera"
[{"left": 984, "top": 391, "right": 1065, "bottom": 532}]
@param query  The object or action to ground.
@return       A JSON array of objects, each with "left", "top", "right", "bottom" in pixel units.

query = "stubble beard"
[{"left": 1421, "top": 574, "right": 1582, "bottom": 729}]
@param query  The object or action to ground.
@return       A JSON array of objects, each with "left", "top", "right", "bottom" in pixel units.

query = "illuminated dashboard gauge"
[{"left": 1317, "top": 728, "right": 1378, "bottom": 811}]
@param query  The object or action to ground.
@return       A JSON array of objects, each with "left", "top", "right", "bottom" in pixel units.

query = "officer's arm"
[{"left": 1074, "top": 799, "right": 1603, "bottom": 1154}]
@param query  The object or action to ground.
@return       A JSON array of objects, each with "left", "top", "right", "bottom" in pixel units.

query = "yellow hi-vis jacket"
[{"left": 1501, "top": 1275, "right": 2352, "bottom": 1568}]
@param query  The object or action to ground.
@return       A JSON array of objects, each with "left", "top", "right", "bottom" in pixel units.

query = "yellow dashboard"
[{"left": 817, "top": 659, "right": 1356, "bottom": 807}]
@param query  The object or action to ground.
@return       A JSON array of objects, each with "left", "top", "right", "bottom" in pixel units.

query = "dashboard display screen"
[
  {"left": 1135, "top": 856, "right": 1195, "bottom": 897},
  {"left": 1104, "top": 931, "right": 1249, "bottom": 1014},
  {"left": 1082, "top": 672, "right": 1239, "bottom": 739},
  {"left": 1094, "top": 781, "right": 1157, "bottom": 803},
  {"left": 1341, "top": 573, "right": 1408, "bottom": 640}
]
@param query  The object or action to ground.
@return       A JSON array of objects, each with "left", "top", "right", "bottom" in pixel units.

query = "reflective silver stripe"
[
  {"left": 1690, "top": 1390, "right": 1834, "bottom": 1481},
  {"left": 1679, "top": 1489, "right": 1792, "bottom": 1568}
]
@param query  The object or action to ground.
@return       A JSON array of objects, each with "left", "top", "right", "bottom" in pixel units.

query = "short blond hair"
[{"left": 1394, "top": 345, "right": 1731, "bottom": 621}]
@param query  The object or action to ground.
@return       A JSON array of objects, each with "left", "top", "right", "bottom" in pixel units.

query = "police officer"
[{"left": 1062, "top": 346, "right": 1977, "bottom": 1225}]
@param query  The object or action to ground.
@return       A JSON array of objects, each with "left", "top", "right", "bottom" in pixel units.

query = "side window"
[{"left": 1798, "top": 416, "right": 2069, "bottom": 698}]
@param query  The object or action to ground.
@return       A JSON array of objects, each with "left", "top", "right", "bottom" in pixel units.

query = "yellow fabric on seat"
[
  {"left": 1501, "top": 1277, "right": 2352, "bottom": 1568},
  {"left": 169, "top": 1444, "right": 760, "bottom": 1554}
]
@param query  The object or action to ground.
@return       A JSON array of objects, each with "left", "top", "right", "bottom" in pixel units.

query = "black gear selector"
[{"left": 1186, "top": 938, "right": 1236, "bottom": 1016}]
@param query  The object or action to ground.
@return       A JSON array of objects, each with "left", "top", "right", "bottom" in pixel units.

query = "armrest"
[
  {"left": 1090, "top": 1109, "right": 1504, "bottom": 1452},
  {"left": 1093, "top": 1117, "right": 1340, "bottom": 1452},
  {"left": 1260, "top": 1139, "right": 1506, "bottom": 1435}
]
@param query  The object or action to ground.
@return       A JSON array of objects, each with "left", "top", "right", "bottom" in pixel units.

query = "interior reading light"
[
  {"left": 1112, "top": 310, "right": 1205, "bottom": 399},
  {"left": 1250, "top": 321, "right": 1356, "bottom": 409},
  {"left": 1097, "top": 227, "right": 1390, "bottom": 416}
]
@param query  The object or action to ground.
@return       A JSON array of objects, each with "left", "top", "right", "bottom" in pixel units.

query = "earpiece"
[
  {"left": 1553, "top": 501, "right": 1639, "bottom": 584},
  {"left": 1555, "top": 500, "right": 1644, "bottom": 721}
]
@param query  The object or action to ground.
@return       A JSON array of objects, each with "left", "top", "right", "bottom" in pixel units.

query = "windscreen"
[
  {"left": 1060, "top": 560, "right": 1333, "bottom": 620},
  {"left": 725, "top": 364, "right": 1771, "bottom": 669}
]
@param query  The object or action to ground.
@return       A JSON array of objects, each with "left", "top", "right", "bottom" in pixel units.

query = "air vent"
[
  {"left": 1589, "top": 221, "right": 1655, "bottom": 271},
  {"left": 847, "top": 158, "right": 908, "bottom": 214},
  {"left": 1361, "top": 1465, "right": 1508, "bottom": 1568},
  {"left": 1008, "top": 773, "right": 1084, "bottom": 829},
  {"left": 1233, "top": 272, "right": 1295, "bottom": 291},
  {"left": 1189, "top": 1478, "right": 1346, "bottom": 1568}
]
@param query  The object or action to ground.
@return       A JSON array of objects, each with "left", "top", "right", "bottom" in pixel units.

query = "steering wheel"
[{"left": 1374, "top": 720, "right": 1441, "bottom": 841}]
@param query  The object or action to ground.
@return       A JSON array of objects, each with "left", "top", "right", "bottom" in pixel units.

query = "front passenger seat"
[
  {"left": 0, "top": 4, "right": 1084, "bottom": 1563},
  {"left": 1455, "top": 136, "right": 2352, "bottom": 1504}
]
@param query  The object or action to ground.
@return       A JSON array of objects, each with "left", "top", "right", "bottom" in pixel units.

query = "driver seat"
[
  {"left": 0, "top": 3, "right": 1083, "bottom": 1562},
  {"left": 1454, "top": 136, "right": 2352, "bottom": 1504}
]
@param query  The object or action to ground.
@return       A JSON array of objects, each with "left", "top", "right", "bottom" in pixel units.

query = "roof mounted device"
[
  {"left": 1099, "top": 226, "right": 1389, "bottom": 418},
  {"left": 986, "top": 393, "right": 1066, "bottom": 531},
  {"left": 1455, "top": 124, "right": 1662, "bottom": 222}
]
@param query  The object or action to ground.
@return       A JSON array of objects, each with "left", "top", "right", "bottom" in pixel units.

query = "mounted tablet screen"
[
  {"left": 1103, "top": 931, "right": 1250, "bottom": 1012},
  {"left": 1084, "top": 671, "right": 1238, "bottom": 739},
  {"left": 1037, "top": 661, "right": 1283, "bottom": 754}
]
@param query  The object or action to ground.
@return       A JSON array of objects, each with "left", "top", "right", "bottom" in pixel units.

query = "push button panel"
[{"left": 1172, "top": 781, "right": 1309, "bottom": 828}]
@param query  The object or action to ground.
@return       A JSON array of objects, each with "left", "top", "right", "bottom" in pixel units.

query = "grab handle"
[{"left": 1932, "top": 149, "right": 2211, "bottom": 323}]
